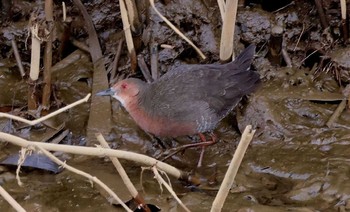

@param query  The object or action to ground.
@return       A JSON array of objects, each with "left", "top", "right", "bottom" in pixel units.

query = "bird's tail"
[
  {"left": 226, "top": 44, "right": 261, "bottom": 94},
  {"left": 232, "top": 44, "right": 256, "bottom": 71}
]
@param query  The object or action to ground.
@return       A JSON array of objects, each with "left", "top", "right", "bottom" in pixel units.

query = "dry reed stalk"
[
  {"left": 42, "top": 0, "right": 54, "bottom": 111},
  {"left": 326, "top": 99, "right": 347, "bottom": 127},
  {"left": 124, "top": 0, "right": 141, "bottom": 33},
  {"left": 62, "top": 2, "right": 67, "bottom": 22},
  {"left": 35, "top": 146, "right": 132, "bottom": 211},
  {"left": 152, "top": 166, "right": 190, "bottom": 212},
  {"left": 97, "top": 134, "right": 151, "bottom": 212},
  {"left": 341, "top": 0, "right": 347, "bottom": 21},
  {"left": 340, "top": 0, "right": 348, "bottom": 42},
  {"left": 211, "top": 125, "right": 255, "bottom": 211},
  {"left": 220, "top": 0, "right": 239, "bottom": 61},
  {"left": 29, "top": 24, "right": 41, "bottom": 81},
  {"left": 120, "top": 0, "right": 137, "bottom": 72},
  {"left": 11, "top": 40, "right": 25, "bottom": 77},
  {"left": 28, "top": 22, "right": 41, "bottom": 110},
  {"left": 314, "top": 0, "right": 328, "bottom": 29},
  {"left": 0, "top": 94, "right": 91, "bottom": 125},
  {"left": 110, "top": 39, "right": 124, "bottom": 80},
  {"left": 0, "top": 132, "right": 184, "bottom": 180},
  {"left": 150, "top": 43, "right": 159, "bottom": 80},
  {"left": 217, "top": 0, "right": 225, "bottom": 21},
  {"left": 0, "top": 185, "right": 25, "bottom": 212},
  {"left": 149, "top": 0, "right": 206, "bottom": 59},
  {"left": 138, "top": 55, "right": 153, "bottom": 83}
]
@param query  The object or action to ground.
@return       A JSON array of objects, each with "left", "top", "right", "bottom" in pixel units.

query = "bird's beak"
[{"left": 96, "top": 88, "right": 115, "bottom": 96}]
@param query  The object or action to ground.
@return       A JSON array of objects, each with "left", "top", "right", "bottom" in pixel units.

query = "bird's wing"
[{"left": 139, "top": 45, "right": 260, "bottom": 131}]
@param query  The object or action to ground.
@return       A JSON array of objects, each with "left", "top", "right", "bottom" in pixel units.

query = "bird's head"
[{"left": 96, "top": 78, "right": 146, "bottom": 107}]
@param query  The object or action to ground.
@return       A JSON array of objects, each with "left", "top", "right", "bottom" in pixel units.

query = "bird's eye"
[{"left": 121, "top": 83, "right": 127, "bottom": 89}]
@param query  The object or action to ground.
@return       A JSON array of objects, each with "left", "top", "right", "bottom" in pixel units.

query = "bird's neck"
[
  {"left": 124, "top": 97, "right": 153, "bottom": 131},
  {"left": 123, "top": 97, "right": 139, "bottom": 113}
]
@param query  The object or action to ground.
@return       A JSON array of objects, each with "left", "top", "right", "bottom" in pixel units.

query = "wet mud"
[{"left": 1, "top": 0, "right": 350, "bottom": 211}]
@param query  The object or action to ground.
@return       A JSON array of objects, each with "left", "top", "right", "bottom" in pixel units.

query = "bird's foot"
[{"left": 156, "top": 133, "right": 218, "bottom": 167}]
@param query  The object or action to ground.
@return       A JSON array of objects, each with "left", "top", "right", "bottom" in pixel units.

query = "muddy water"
[{"left": 1, "top": 0, "right": 350, "bottom": 211}]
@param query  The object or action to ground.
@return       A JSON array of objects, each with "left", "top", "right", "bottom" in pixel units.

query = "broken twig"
[{"left": 211, "top": 125, "right": 255, "bottom": 211}]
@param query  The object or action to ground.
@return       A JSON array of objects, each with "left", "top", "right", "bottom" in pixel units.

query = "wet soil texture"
[{"left": 1, "top": 0, "right": 350, "bottom": 211}]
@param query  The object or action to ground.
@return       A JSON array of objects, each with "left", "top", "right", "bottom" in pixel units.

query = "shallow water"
[{"left": 1, "top": 0, "right": 350, "bottom": 211}]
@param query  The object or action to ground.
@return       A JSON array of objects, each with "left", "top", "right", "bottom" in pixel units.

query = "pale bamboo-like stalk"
[
  {"left": 326, "top": 99, "right": 347, "bottom": 127},
  {"left": 341, "top": 0, "right": 347, "bottom": 20},
  {"left": 120, "top": 0, "right": 137, "bottom": 71},
  {"left": 96, "top": 134, "right": 138, "bottom": 198},
  {"left": 220, "top": 0, "right": 239, "bottom": 61},
  {"left": 33, "top": 146, "right": 133, "bottom": 211},
  {"left": 0, "top": 132, "right": 182, "bottom": 179},
  {"left": 0, "top": 93, "right": 91, "bottom": 125},
  {"left": 98, "top": 133, "right": 151, "bottom": 211},
  {"left": 124, "top": 0, "right": 141, "bottom": 33},
  {"left": 11, "top": 40, "right": 25, "bottom": 77},
  {"left": 29, "top": 24, "right": 41, "bottom": 80},
  {"left": 211, "top": 125, "right": 255, "bottom": 211},
  {"left": 152, "top": 167, "right": 190, "bottom": 212},
  {"left": 150, "top": 43, "right": 159, "bottom": 80},
  {"left": 217, "top": 0, "right": 226, "bottom": 21},
  {"left": 62, "top": 2, "right": 67, "bottom": 22},
  {"left": 0, "top": 185, "right": 26, "bottom": 212},
  {"left": 149, "top": 0, "right": 206, "bottom": 59}
]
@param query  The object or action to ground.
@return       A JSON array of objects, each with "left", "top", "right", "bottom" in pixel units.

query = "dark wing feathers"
[
  {"left": 229, "top": 44, "right": 256, "bottom": 72},
  {"left": 141, "top": 45, "right": 260, "bottom": 132}
]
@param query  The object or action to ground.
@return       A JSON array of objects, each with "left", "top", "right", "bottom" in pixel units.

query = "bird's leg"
[
  {"left": 197, "top": 133, "right": 217, "bottom": 167},
  {"left": 198, "top": 146, "right": 205, "bottom": 167},
  {"left": 158, "top": 133, "right": 217, "bottom": 166},
  {"left": 174, "top": 133, "right": 217, "bottom": 149},
  {"left": 199, "top": 133, "right": 217, "bottom": 144}
]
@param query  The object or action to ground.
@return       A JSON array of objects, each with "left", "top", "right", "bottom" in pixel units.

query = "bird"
[{"left": 97, "top": 44, "right": 260, "bottom": 164}]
